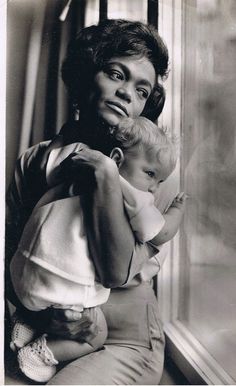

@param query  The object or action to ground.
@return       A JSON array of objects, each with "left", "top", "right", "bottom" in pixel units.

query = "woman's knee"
[{"left": 84, "top": 307, "right": 108, "bottom": 350}]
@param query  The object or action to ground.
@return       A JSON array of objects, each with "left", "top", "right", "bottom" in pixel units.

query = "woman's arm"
[
  {"left": 61, "top": 147, "right": 136, "bottom": 288},
  {"left": 6, "top": 143, "right": 157, "bottom": 341}
]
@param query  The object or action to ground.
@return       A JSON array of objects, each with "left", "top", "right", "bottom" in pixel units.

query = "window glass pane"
[
  {"left": 85, "top": 0, "right": 147, "bottom": 27},
  {"left": 179, "top": 0, "right": 236, "bottom": 380},
  {"left": 85, "top": 0, "right": 99, "bottom": 26},
  {"left": 108, "top": 0, "right": 147, "bottom": 22}
]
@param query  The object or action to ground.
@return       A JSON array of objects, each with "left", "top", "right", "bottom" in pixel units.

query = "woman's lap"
[
  {"left": 48, "top": 341, "right": 164, "bottom": 385},
  {"left": 48, "top": 284, "right": 165, "bottom": 385}
]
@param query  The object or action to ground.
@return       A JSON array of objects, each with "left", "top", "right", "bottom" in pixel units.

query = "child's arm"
[
  {"left": 120, "top": 176, "right": 165, "bottom": 243},
  {"left": 151, "top": 192, "right": 187, "bottom": 246}
]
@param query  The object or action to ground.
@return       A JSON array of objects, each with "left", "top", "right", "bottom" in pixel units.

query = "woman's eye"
[
  {"left": 137, "top": 88, "right": 149, "bottom": 99},
  {"left": 108, "top": 70, "right": 124, "bottom": 80}
]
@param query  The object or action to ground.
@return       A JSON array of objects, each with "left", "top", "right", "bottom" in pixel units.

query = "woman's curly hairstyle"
[{"left": 62, "top": 19, "right": 169, "bottom": 122}]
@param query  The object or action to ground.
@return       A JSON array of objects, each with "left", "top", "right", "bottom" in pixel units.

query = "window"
[
  {"left": 85, "top": 0, "right": 147, "bottom": 25},
  {"left": 107, "top": 0, "right": 147, "bottom": 22},
  {"left": 159, "top": 1, "right": 236, "bottom": 384}
]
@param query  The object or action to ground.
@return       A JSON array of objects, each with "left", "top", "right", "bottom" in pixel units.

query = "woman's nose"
[{"left": 116, "top": 86, "right": 131, "bottom": 103}]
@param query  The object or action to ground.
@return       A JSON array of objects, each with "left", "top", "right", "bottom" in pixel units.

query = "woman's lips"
[{"left": 105, "top": 101, "right": 128, "bottom": 117}]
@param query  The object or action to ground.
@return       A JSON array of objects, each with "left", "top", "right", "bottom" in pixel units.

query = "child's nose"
[{"left": 148, "top": 184, "right": 157, "bottom": 194}]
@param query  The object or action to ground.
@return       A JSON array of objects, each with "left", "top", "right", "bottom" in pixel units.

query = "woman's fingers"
[
  {"left": 52, "top": 308, "right": 83, "bottom": 322},
  {"left": 46, "top": 308, "right": 98, "bottom": 341},
  {"left": 69, "top": 147, "right": 109, "bottom": 166},
  {"left": 59, "top": 147, "right": 117, "bottom": 189},
  {"left": 60, "top": 148, "right": 99, "bottom": 172}
]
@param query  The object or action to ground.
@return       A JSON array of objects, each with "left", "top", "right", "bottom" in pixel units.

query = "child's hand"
[{"left": 170, "top": 192, "right": 188, "bottom": 210}]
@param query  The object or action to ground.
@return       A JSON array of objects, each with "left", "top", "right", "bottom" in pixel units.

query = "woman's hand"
[
  {"left": 45, "top": 308, "right": 98, "bottom": 342},
  {"left": 60, "top": 146, "right": 116, "bottom": 174},
  {"left": 60, "top": 146, "right": 117, "bottom": 193}
]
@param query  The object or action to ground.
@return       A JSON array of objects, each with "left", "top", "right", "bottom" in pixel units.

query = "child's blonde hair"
[{"left": 107, "top": 117, "right": 177, "bottom": 177}]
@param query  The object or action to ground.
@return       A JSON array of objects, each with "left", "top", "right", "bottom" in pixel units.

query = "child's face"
[{"left": 119, "top": 147, "right": 170, "bottom": 194}]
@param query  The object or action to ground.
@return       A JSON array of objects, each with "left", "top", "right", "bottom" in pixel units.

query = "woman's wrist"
[{"left": 94, "top": 156, "right": 120, "bottom": 190}]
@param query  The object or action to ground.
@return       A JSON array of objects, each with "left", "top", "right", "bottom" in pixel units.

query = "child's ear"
[{"left": 110, "top": 147, "right": 125, "bottom": 168}]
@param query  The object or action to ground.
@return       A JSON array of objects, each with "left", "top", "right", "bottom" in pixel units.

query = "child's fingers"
[{"left": 175, "top": 192, "right": 189, "bottom": 201}]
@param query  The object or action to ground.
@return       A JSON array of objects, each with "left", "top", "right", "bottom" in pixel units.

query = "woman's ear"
[{"left": 110, "top": 147, "right": 125, "bottom": 168}]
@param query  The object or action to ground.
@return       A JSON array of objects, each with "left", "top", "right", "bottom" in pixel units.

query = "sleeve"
[
  {"left": 120, "top": 176, "right": 165, "bottom": 243},
  {"left": 124, "top": 165, "right": 180, "bottom": 282},
  {"left": 6, "top": 136, "right": 68, "bottom": 262},
  {"left": 6, "top": 145, "right": 44, "bottom": 261},
  {"left": 46, "top": 142, "right": 85, "bottom": 187},
  {"left": 125, "top": 242, "right": 160, "bottom": 282},
  {"left": 154, "top": 162, "right": 179, "bottom": 213},
  {"left": 5, "top": 142, "right": 50, "bottom": 306}
]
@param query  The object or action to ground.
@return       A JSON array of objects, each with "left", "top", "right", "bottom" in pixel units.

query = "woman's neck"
[
  {"left": 61, "top": 113, "right": 108, "bottom": 149},
  {"left": 78, "top": 113, "right": 102, "bottom": 146}
]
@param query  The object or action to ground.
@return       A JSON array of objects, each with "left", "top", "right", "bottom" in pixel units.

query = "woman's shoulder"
[
  {"left": 17, "top": 140, "right": 52, "bottom": 172},
  {"left": 19, "top": 140, "right": 51, "bottom": 161}
]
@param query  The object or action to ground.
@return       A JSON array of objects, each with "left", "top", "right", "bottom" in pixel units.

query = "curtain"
[{"left": 6, "top": 0, "right": 85, "bottom": 188}]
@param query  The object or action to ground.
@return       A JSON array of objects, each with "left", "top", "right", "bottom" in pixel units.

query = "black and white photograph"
[{"left": 4, "top": 0, "right": 236, "bottom": 385}]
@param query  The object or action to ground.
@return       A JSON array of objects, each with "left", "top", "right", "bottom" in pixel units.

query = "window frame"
[
  {"left": 158, "top": 1, "right": 236, "bottom": 384},
  {"left": 159, "top": 239, "right": 235, "bottom": 384}
]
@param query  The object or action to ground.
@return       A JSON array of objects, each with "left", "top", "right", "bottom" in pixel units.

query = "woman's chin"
[{"left": 98, "top": 112, "right": 124, "bottom": 127}]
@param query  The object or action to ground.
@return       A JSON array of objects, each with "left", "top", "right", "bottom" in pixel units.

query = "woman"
[{"left": 6, "top": 19, "right": 178, "bottom": 384}]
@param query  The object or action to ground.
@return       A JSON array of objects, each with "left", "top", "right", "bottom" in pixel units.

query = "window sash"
[{"left": 158, "top": 1, "right": 236, "bottom": 384}]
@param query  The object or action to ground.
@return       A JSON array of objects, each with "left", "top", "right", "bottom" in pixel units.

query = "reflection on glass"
[{"left": 180, "top": 0, "right": 236, "bottom": 381}]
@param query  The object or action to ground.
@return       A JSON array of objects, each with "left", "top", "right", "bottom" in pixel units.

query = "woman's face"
[{"left": 88, "top": 56, "right": 156, "bottom": 126}]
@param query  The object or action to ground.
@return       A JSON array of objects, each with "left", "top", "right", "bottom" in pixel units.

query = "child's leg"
[
  {"left": 10, "top": 310, "right": 37, "bottom": 351},
  {"left": 48, "top": 339, "right": 99, "bottom": 362},
  {"left": 17, "top": 307, "right": 107, "bottom": 382},
  {"left": 18, "top": 334, "right": 58, "bottom": 383},
  {"left": 48, "top": 306, "right": 108, "bottom": 361}
]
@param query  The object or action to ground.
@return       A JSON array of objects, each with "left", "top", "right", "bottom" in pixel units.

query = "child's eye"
[
  {"left": 137, "top": 88, "right": 149, "bottom": 99},
  {"left": 146, "top": 171, "right": 155, "bottom": 178}
]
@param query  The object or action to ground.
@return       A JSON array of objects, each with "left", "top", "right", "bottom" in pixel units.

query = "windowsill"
[
  {"left": 164, "top": 321, "right": 236, "bottom": 385},
  {"left": 160, "top": 354, "right": 190, "bottom": 385}
]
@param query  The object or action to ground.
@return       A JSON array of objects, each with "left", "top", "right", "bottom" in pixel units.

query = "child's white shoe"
[
  {"left": 10, "top": 312, "right": 36, "bottom": 351},
  {"left": 17, "top": 334, "right": 58, "bottom": 383}
]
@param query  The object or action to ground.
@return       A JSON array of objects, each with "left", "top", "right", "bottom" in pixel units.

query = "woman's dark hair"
[{"left": 62, "top": 19, "right": 169, "bottom": 121}]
